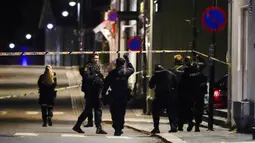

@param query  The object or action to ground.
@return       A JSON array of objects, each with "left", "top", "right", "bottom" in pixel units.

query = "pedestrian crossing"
[{"left": 12, "top": 132, "right": 133, "bottom": 139}]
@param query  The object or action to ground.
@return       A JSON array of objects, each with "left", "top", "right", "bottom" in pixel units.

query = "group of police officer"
[
  {"left": 71, "top": 53, "right": 207, "bottom": 136},
  {"left": 149, "top": 54, "right": 207, "bottom": 133},
  {"left": 72, "top": 53, "right": 134, "bottom": 136}
]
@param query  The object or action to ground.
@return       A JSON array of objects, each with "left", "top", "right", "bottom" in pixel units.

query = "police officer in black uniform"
[
  {"left": 73, "top": 54, "right": 107, "bottom": 134},
  {"left": 191, "top": 55, "right": 207, "bottom": 132},
  {"left": 102, "top": 54, "right": 134, "bottom": 136},
  {"left": 170, "top": 55, "right": 186, "bottom": 131},
  {"left": 149, "top": 65, "right": 178, "bottom": 133},
  {"left": 181, "top": 56, "right": 207, "bottom": 132},
  {"left": 79, "top": 66, "right": 93, "bottom": 128}
]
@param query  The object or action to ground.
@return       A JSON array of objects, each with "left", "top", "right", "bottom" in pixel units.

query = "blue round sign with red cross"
[
  {"left": 201, "top": 7, "right": 227, "bottom": 32},
  {"left": 128, "top": 36, "right": 142, "bottom": 51},
  {"left": 108, "top": 11, "right": 118, "bottom": 21}
]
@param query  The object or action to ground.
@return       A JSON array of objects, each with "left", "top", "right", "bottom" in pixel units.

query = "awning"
[{"left": 93, "top": 20, "right": 114, "bottom": 33}]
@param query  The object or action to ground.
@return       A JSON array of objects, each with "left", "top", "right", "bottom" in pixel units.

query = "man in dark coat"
[
  {"left": 101, "top": 54, "right": 134, "bottom": 136},
  {"left": 149, "top": 65, "right": 178, "bottom": 133},
  {"left": 73, "top": 54, "right": 107, "bottom": 134}
]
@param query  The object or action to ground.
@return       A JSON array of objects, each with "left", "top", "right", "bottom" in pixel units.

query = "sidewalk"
[{"left": 124, "top": 122, "right": 253, "bottom": 143}]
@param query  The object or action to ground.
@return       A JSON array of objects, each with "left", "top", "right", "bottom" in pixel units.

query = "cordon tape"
[
  {"left": 0, "top": 50, "right": 192, "bottom": 56},
  {"left": 0, "top": 84, "right": 81, "bottom": 100},
  {"left": 0, "top": 50, "right": 230, "bottom": 66}
]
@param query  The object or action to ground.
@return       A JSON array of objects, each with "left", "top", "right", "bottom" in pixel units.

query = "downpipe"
[{"left": 226, "top": 0, "right": 233, "bottom": 131}]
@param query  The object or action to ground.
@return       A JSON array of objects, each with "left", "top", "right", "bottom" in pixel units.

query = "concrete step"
[
  {"left": 202, "top": 114, "right": 228, "bottom": 128},
  {"left": 214, "top": 109, "right": 227, "bottom": 118}
]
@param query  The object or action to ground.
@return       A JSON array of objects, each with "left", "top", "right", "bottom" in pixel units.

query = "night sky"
[{"left": 0, "top": 0, "right": 43, "bottom": 50}]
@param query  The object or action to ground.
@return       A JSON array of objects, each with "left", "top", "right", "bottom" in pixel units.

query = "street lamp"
[
  {"left": 25, "top": 34, "right": 32, "bottom": 40},
  {"left": 62, "top": 11, "right": 69, "bottom": 17},
  {"left": 9, "top": 43, "right": 15, "bottom": 49},
  {"left": 69, "top": 1, "right": 76, "bottom": 6},
  {"left": 47, "top": 23, "right": 54, "bottom": 29}
]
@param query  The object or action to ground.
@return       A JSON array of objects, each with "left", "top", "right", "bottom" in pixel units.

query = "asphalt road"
[{"left": 0, "top": 66, "right": 163, "bottom": 143}]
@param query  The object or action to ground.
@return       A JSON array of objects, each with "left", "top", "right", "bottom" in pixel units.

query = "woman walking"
[{"left": 37, "top": 65, "right": 57, "bottom": 127}]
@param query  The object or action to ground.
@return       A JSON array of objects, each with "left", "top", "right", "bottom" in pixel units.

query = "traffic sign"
[
  {"left": 108, "top": 11, "right": 118, "bottom": 21},
  {"left": 128, "top": 36, "right": 142, "bottom": 51},
  {"left": 201, "top": 7, "right": 227, "bottom": 32}
]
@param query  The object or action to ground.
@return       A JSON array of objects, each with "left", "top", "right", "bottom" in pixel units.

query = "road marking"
[
  {"left": 1, "top": 111, "right": 7, "bottom": 115},
  {"left": 14, "top": 133, "right": 38, "bottom": 136},
  {"left": 61, "top": 134, "right": 86, "bottom": 138},
  {"left": 25, "top": 111, "right": 39, "bottom": 115},
  {"left": 105, "top": 136, "right": 131, "bottom": 139},
  {"left": 54, "top": 112, "right": 64, "bottom": 115}
]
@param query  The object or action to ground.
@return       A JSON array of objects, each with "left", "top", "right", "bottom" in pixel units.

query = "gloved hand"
[{"left": 123, "top": 53, "right": 129, "bottom": 62}]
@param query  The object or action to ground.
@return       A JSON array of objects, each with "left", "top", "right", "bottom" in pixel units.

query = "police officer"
[
  {"left": 170, "top": 55, "right": 186, "bottom": 131},
  {"left": 102, "top": 54, "right": 134, "bottom": 136},
  {"left": 149, "top": 65, "right": 178, "bottom": 133},
  {"left": 79, "top": 66, "right": 93, "bottom": 128},
  {"left": 191, "top": 55, "right": 207, "bottom": 132},
  {"left": 37, "top": 65, "right": 57, "bottom": 127},
  {"left": 181, "top": 56, "right": 207, "bottom": 132},
  {"left": 73, "top": 54, "right": 107, "bottom": 134}
]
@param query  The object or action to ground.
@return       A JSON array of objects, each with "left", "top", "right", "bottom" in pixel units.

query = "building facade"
[{"left": 231, "top": 0, "right": 254, "bottom": 123}]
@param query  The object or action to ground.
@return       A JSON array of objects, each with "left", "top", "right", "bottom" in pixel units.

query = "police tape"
[
  {"left": 0, "top": 49, "right": 230, "bottom": 66},
  {"left": 192, "top": 50, "right": 231, "bottom": 66},
  {"left": 0, "top": 50, "right": 193, "bottom": 56},
  {"left": 0, "top": 84, "right": 82, "bottom": 100}
]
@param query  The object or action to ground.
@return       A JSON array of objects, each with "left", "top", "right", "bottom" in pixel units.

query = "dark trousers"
[
  {"left": 152, "top": 97, "right": 177, "bottom": 129},
  {"left": 110, "top": 101, "right": 127, "bottom": 131},
  {"left": 40, "top": 104, "right": 53, "bottom": 122},
  {"left": 76, "top": 99, "right": 102, "bottom": 128},
  {"left": 193, "top": 97, "right": 204, "bottom": 126},
  {"left": 87, "top": 108, "right": 93, "bottom": 124},
  {"left": 177, "top": 100, "right": 193, "bottom": 128}
]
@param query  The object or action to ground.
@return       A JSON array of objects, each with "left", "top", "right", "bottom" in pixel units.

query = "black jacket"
[
  {"left": 102, "top": 62, "right": 134, "bottom": 100},
  {"left": 81, "top": 63, "right": 104, "bottom": 98},
  {"left": 149, "top": 68, "right": 177, "bottom": 94},
  {"left": 170, "top": 64, "right": 185, "bottom": 84},
  {"left": 38, "top": 72, "right": 57, "bottom": 105}
]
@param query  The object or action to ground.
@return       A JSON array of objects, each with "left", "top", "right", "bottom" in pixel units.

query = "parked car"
[{"left": 204, "top": 74, "right": 228, "bottom": 113}]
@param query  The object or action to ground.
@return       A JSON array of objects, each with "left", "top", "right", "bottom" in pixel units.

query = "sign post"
[{"left": 201, "top": 5, "right": 227, "bottom": 131}]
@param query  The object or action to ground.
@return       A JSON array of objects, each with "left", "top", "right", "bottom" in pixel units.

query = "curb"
[
  {"left": 124, "top": 123, "right": 187, "bottom": 143},
  {"left": 102, "top": 119, "right": 169, "bottom": 124}
]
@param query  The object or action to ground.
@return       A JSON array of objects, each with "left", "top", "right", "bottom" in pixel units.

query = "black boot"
[
  {"left": 195, "top": 123, "right": 200, "bottom": 132},
  {"left": 178, "top": 125, "right": 183, "bottom": 131},
  {"left": 151, "top": 128, "right": 160, "bottom": 134},
  {"left": 169, "top": 124, "right": 177, "bottom": 133},
  {"left": 187, "top": 122, "right": 194, "bottom": 132},
  {"left": 48, "top": 118, "right": 52, "bottom": 126},
  {"left": 42, "top": 117, "right": 47, "bottom": 127},
  {"left": 72, "top": 123, "right": 84, "bottom": 133},
  {"left": 114, "top": 128, "right": 123, "bottom": 136},
  {"left": 96, "top": 127, "right": 107, "bottom": 134}
]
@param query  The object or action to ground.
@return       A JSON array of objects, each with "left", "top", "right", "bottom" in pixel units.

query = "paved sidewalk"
[{"left": 124, "top": 122, "right": 253, "bottom": 143}]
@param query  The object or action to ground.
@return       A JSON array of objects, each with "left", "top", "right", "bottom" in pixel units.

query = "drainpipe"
[{"left": 227, "top": 0, "right": 233, "bottom": 131}]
